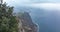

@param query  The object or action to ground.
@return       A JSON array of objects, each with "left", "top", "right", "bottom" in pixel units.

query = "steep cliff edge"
[{"left": 16, "top": 12, "right": 38, "bottom": 32}]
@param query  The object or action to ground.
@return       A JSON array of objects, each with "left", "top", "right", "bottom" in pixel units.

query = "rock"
[{"left": 17, "top": 12, "right": 38, "bottom": 32}]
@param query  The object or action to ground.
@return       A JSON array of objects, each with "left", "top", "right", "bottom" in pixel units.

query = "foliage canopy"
[{"left": 0, "top": 3, "right": 18, "bottom": 32}]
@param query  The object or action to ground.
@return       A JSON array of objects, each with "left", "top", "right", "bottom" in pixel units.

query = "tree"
[{"left": 0, "top": 2, "right": 18, "bottom": 32}]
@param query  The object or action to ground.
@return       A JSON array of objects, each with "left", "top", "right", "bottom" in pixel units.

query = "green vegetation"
[{"left": 0, "top": 3, "right": 18, "bottom": 32}]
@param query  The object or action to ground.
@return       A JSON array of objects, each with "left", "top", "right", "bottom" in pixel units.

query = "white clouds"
[
  {"left": 40, "top": 0, "right": 60, "bottom": 3},
  {"left": 3, "top": 0, "right": 39, "bottom": 4},
  {"left": 3, "top": 0, "right": 60, "bottom": 4},
  {"left": 40, "top": 3, "right": 60, "bottom": 10},
  {"left": 3, "top": 0, "right": 41, "bottom": 6},
  {"left": 26, "top": 3, "right": 60, "bottom": 10},
  {"left": 3, "top": 0, "right": 60, "bottom": 10}
]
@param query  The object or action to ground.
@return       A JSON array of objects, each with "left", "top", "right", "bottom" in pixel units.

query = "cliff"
[{"left": 16, "top": 12, "right": 38, "bottom": 32}]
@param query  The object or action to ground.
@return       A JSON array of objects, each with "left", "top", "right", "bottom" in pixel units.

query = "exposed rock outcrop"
[{"left": 16, "top": 12, "right": 38, "bottom": 32}]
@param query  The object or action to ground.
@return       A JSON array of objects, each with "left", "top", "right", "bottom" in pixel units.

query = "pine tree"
[{"left": 0, "top": 1, "right": 18, "bottom": 32}]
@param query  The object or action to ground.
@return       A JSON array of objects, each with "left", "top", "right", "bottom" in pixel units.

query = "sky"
[
  {"left": 3, "top": 0, "right": 60, "bottom": 4},
  {"left": 3, "top": 0, "right": 60, "bottom": 10}
]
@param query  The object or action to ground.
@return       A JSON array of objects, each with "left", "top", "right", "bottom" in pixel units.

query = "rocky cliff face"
[{"left": 16, "top": 12, "right": 38, "bottom": 32}]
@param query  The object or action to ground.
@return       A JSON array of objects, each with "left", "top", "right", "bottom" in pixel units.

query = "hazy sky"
[
  {"left": 3, "top": 0, "right": 60, "bottom": 4},
  {"left": 3, "top": 0, "right": 60, "bottom": 10}
]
